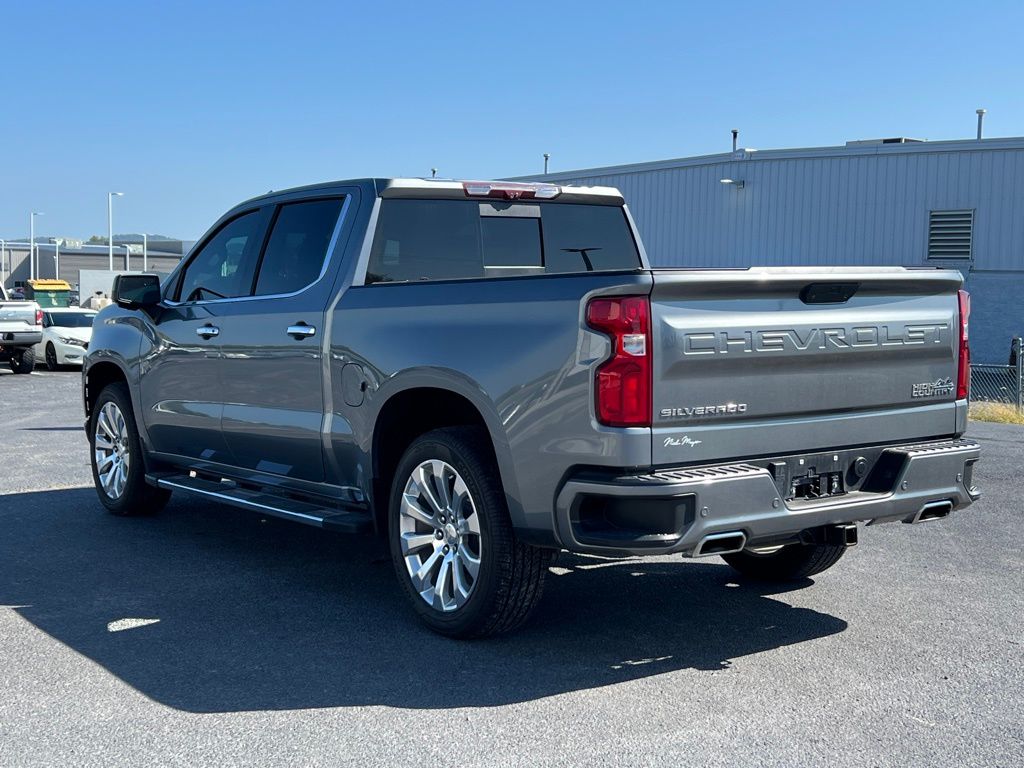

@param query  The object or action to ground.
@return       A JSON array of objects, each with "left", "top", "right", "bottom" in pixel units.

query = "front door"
[{"left": 140, "top": 206, "right": 270, "bottom": 464}]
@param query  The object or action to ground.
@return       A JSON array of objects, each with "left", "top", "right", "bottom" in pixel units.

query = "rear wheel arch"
[{"left": 370, "top": 385, "right": 518, "bottom": 532}]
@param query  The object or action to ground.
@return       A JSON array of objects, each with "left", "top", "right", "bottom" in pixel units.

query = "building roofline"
[{"left": 507, "top": 136, "right": 1024, "bottom": 181}]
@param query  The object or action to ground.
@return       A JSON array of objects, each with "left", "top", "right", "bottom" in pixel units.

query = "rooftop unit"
[{"left": 845, "top": 137, "right": 926, "bottom": 146}]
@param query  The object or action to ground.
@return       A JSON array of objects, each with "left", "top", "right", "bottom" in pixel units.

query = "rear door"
[
  {"left": 216, "top": 194, "right": 352, "bottom": 484},
  {"left": 649, "top": 268, "right": 962, "bottom": 466}
]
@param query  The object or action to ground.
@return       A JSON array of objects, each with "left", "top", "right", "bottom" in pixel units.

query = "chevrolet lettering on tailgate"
[{"left": 681, "top": 323, "right": 950, "bottom": 355}]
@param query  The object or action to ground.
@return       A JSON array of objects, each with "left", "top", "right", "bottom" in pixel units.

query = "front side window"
[
  {"left": 176, "top": 210, "right": 267, "bottom": 301},
  {"left": 366, "top": 199, "right": 640, "bottom": 284},
  {"left": 254, "top": 198, "right": 344, "bottom": 296}
]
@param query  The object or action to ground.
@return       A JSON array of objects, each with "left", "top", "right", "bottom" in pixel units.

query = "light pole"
[
  {"left": 29, "top": 211, "right": 44, "bottom": 280},
  {"left": 543, "top": 153, "right": 550, "bottom": 175},
  {"left": 124, "top": 244, "right": 131, "bottom": 271},
  {"left": 142, "top": 233, "right": 148, "bottom": 271},
  {"left": 108, "top": 192, "right": 124, "bottom": 270},
  {"left": 54, "top": 240, "right": 61, "bottom": 281}
]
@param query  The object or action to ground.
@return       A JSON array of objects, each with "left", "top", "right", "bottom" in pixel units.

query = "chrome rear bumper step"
[{"left": 149, "top": 473, "right": 373, "bottom": 533}]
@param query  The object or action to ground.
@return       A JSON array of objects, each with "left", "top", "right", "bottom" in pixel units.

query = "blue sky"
[{"left": 2, "top": 0, "right": 1022, "bottom": 239}]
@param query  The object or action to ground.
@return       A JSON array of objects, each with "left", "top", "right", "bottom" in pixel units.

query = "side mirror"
[{"left": 112, "top": 274, "right": 161, "bottom": 310}]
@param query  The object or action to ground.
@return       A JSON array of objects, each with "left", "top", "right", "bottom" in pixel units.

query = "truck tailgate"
[
  {"left": 0, "top": 302, "right": 39, "bottom": 332},
  {"left": 650, "top": 267, "right": 963, "bottom": 466}
]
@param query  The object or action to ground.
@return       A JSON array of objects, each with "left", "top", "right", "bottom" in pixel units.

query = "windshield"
[{"left": 48, "top": 312, "right": 97, "bottom": 328}]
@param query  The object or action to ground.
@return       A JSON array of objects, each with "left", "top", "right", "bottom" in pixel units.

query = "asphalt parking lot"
[{"left": 1, "top": 367, "right": 1022, "bottom": 767}]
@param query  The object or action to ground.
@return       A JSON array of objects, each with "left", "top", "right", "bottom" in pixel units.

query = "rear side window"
[
  {"left": 366, "top": 199, "right": 640, "bottom": 284},
  {"left": 254, "top": 198, "right": 344, "bottom": 296}
]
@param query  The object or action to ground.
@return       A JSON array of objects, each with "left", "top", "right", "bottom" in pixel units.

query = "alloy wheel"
[
  {"left": 94, "top": 402, "right": 130, "bottom": 499},
  {"left": 398, "top": 459, "right": 483, "bottom": 612}
]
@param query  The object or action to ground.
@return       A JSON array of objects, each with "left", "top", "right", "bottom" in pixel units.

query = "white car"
[{"left": 39, "top": 308, "right": 98, "bottom": 370}]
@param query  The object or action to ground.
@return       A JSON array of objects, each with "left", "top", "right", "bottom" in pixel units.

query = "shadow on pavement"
[
  {"left": 0, "top": 487, "right": 847, "bottom": 713},
  {"left": 19, "top": 427, "right": 83, "bottom": 432}
]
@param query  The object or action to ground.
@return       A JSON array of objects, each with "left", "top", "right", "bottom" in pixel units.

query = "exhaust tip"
[
  {"left": 693, "top": 531, "right": 747, "bottom": 557},
  {"left": 907, "top": 500, "right": 954, "bottom": 524}
]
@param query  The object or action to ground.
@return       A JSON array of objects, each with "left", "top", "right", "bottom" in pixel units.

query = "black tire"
[
  {"left": 45, "top": 343, "right": 59, "bottom": 372},
  {"left": 9, "top": 348, "right": 35, "bottom": 374},
  {"left": 722, "top": 542, "right": 847, "bottom": 581},
  {"left": 88, "top": 382, "right": 171, "bottom": 516},
  {"left": 388, "top": 426, "right": 550, "bottom": 638}
]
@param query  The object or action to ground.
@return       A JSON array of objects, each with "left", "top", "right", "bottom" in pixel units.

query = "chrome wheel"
[
  {"left": 399, "top": 459, "right": 483, "bottom": 612},
  {"left": 94, "top": 402, "right": 130, "bottom": 499}
]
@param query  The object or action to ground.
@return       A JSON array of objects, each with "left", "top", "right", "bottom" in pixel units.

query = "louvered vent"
[{"left": 928, "top": 210, "right": 974, "bottom": 260}]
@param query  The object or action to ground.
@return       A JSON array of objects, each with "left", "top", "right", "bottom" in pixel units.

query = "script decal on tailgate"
[
  {"left": 664, "top": 436, "right": 703, "bottom": 448},
  {"left": 911, "top": 377, "right": 955, "bottom": 398}
]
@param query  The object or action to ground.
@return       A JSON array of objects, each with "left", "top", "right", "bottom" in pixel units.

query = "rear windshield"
[{"left": 366, "top": 199, "right": 641, "bottom": 284}]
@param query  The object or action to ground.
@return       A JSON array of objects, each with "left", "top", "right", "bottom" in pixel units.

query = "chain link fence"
[{"left": 970, "top": 338, "right": 1023, "bottom": 411}]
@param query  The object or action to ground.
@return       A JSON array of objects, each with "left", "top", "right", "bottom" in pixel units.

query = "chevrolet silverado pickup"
[
  {"left": 83, "top": 178, "right": 981, "bottom": 637},
  {"left": 0, "top": 285, "right": 42, "bottom": 373}
]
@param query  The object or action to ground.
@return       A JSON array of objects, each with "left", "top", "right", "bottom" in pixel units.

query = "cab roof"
[{"left": 239, "top": 178, "right": 624, "bottom": 207}]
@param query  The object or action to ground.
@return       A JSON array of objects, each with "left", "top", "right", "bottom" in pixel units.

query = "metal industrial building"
[
  {"left": 517, "top": 136, "right": 1024, "bottom": 363},
  {"left": 1, "top": 241, "right": 185, "bottom": 299}
]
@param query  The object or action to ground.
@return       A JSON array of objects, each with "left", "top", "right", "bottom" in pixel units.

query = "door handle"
[
  {"left": 286, "top": 323, "right": 317, "bottom": 339},
  {"left": 196, "top": 325, "right": 220, "bottom": 339}
]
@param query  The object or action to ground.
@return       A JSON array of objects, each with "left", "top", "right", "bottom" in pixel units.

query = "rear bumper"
[
  {"left": 554, "top": 438, "right": 981, "bottom": 557},
  {"left": 0, "top": 331, "right": 42, "bottom": 348}
]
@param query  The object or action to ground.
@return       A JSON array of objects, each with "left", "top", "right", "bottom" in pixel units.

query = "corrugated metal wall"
[
  {"left": 539, "top": 143, "right": 1024, "bottom": 272},
  {"left": 54, "top": 254, "right": 181, "bottom": 284},
  {"left": 5, "top": 248, "right": 183, "bottom": 285}
]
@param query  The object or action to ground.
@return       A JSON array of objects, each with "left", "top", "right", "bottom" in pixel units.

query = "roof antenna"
[
  {"left": 976, "top": 109, "right": 986, "bottom": 140},
  {"left": 543, "top": 153, "right": 551, "bottom": 175},
  {"left": 731, "top": 129, "right": 739, "bottom": 153}
]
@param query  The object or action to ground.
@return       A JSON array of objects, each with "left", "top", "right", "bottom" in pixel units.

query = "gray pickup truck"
[
  {"left": 0, "top": 285, "right": 42, "bottom": 373},
  {"left": 83, "top": 178, "right": 981, "bottom": 637}
]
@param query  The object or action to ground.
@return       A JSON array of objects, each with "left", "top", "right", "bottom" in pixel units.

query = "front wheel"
[
  {"left": 9, "top": 348, "right": 35, "bottom": 374},
  {"left": 721, "top": 542, "right": 847, "bottom": 581},
  {"left": 89, "top": 382, "right": 171, "bottom": 516},
  {"left": 388, "top": 427, "right": 550, "bottom": 638}
]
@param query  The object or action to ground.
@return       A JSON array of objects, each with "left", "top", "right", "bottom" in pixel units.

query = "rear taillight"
[
  {"left": 586, "top": 296, "right": 651, "bottom": 427},
  {"left": 35, "top": 309, "right": 43, "bottom": 326},
  {"left": 957, "top": 288, "right": 971, "bottom": 400}
]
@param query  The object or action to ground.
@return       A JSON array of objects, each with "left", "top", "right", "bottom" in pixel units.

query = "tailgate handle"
[{"left": 800, "top": 282, "right": 860, "bottom": 304}]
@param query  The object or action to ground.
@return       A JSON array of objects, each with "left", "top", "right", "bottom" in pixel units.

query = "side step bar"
[{"left": 151, "top": 473, "right": 374, "bottom": 534}]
